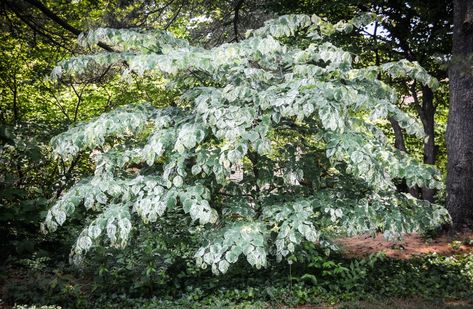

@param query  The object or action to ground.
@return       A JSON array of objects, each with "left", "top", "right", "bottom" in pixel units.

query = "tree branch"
[
  {"left": 21, "top": 0, "right": 115, "bottom": 52},
  {"left": 5, "top": 1, "right": 71, "bottom": 51},
  {"left": 164, "top": 2, "right": 183, "bottom": 30}
]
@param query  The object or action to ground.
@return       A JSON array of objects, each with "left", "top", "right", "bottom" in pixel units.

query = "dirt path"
[{"left": 335, "top": 230, "right": 473, "bottom": 259}]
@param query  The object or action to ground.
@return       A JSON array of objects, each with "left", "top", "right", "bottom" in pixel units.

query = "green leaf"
[{"left": 173, "top": 175, "right": 184, "bottom": 187}]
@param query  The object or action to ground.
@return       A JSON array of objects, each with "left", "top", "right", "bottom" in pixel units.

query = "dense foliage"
[{"left": 42, "top": 14, "right": 448, "bottom": 274}]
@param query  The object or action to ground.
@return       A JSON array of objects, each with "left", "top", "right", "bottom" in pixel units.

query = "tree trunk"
[
  {"left": 408, "top": 83, "right": 436, "bottom": 201},
  {"left": 446, "top": 0, "right": 473, "bottom": 229},
  {"left": 389, "top": 117, "right": 420, "bottom": 197},
  {"left": 390, "top": 118, "right": 407, "bottom": 153},
  {"left": 421, "top": 85, "right": 436, "bottom": 202}
]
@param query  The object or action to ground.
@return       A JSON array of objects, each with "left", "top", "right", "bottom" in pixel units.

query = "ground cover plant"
[{"left": 4, "top": 245, "right": 473, "bottom": 308}]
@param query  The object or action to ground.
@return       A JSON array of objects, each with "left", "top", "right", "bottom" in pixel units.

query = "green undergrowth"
[{"left": 3, "top": 244, "right": 473, "bottom": 308}]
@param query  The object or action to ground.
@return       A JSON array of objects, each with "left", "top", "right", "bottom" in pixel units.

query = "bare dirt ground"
[{"left": 335, "top": 230, "right": 473, "bottom": 259}]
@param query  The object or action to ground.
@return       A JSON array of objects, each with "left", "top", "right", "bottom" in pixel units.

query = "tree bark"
[
  {"left": 389, "top": 118, "right": 407, "bottom": 153},
  {"left": 446, "top": 0, "right": 473, "bottom": 229},
  {"left": 421, "top": 85, "right": 436, "bottom": 202}
]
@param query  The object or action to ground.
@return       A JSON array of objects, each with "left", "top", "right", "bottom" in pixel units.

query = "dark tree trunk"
[
  {"left": 446, "top": 0, "right": 473, "bottom": 229},
  {"left": 421, "top": 85, "right": 436, "bottom": 202},
  {"left": 407, "top": 82, "right": 437, "bottom": 201},
  {"left": 389, "top": 117, "right": 420, "bottom": 198},
  {"left": 390, "top": 118, "right": 407, "bottom": 153}
]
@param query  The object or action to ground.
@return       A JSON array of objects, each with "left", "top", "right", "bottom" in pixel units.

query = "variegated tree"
[{"left": 43, "top": 14, "right": 449, "bottom": 274}]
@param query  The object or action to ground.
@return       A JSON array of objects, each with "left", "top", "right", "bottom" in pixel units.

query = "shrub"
[{"left": 43, "top": 14, "right": 448, "bottom": 274}]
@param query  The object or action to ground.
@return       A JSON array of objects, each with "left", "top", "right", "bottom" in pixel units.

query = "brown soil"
[{"left": 335, "top": 230, "right": 473, "bottom": 259}]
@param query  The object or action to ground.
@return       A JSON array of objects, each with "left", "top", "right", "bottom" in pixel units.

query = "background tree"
[{"left": 446, "top": 0, "right": 473, "bottom": 229}]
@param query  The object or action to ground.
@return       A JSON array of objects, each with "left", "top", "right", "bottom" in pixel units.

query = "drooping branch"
[
  {"left": 19, "top": 0, "right": 115, "bottom": 52},
  {"left": 23, "top": 0, "right": 81, "bottom": 35},
  {"left": 5, "top": 1, "right": 71, "bottom": 51}
]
